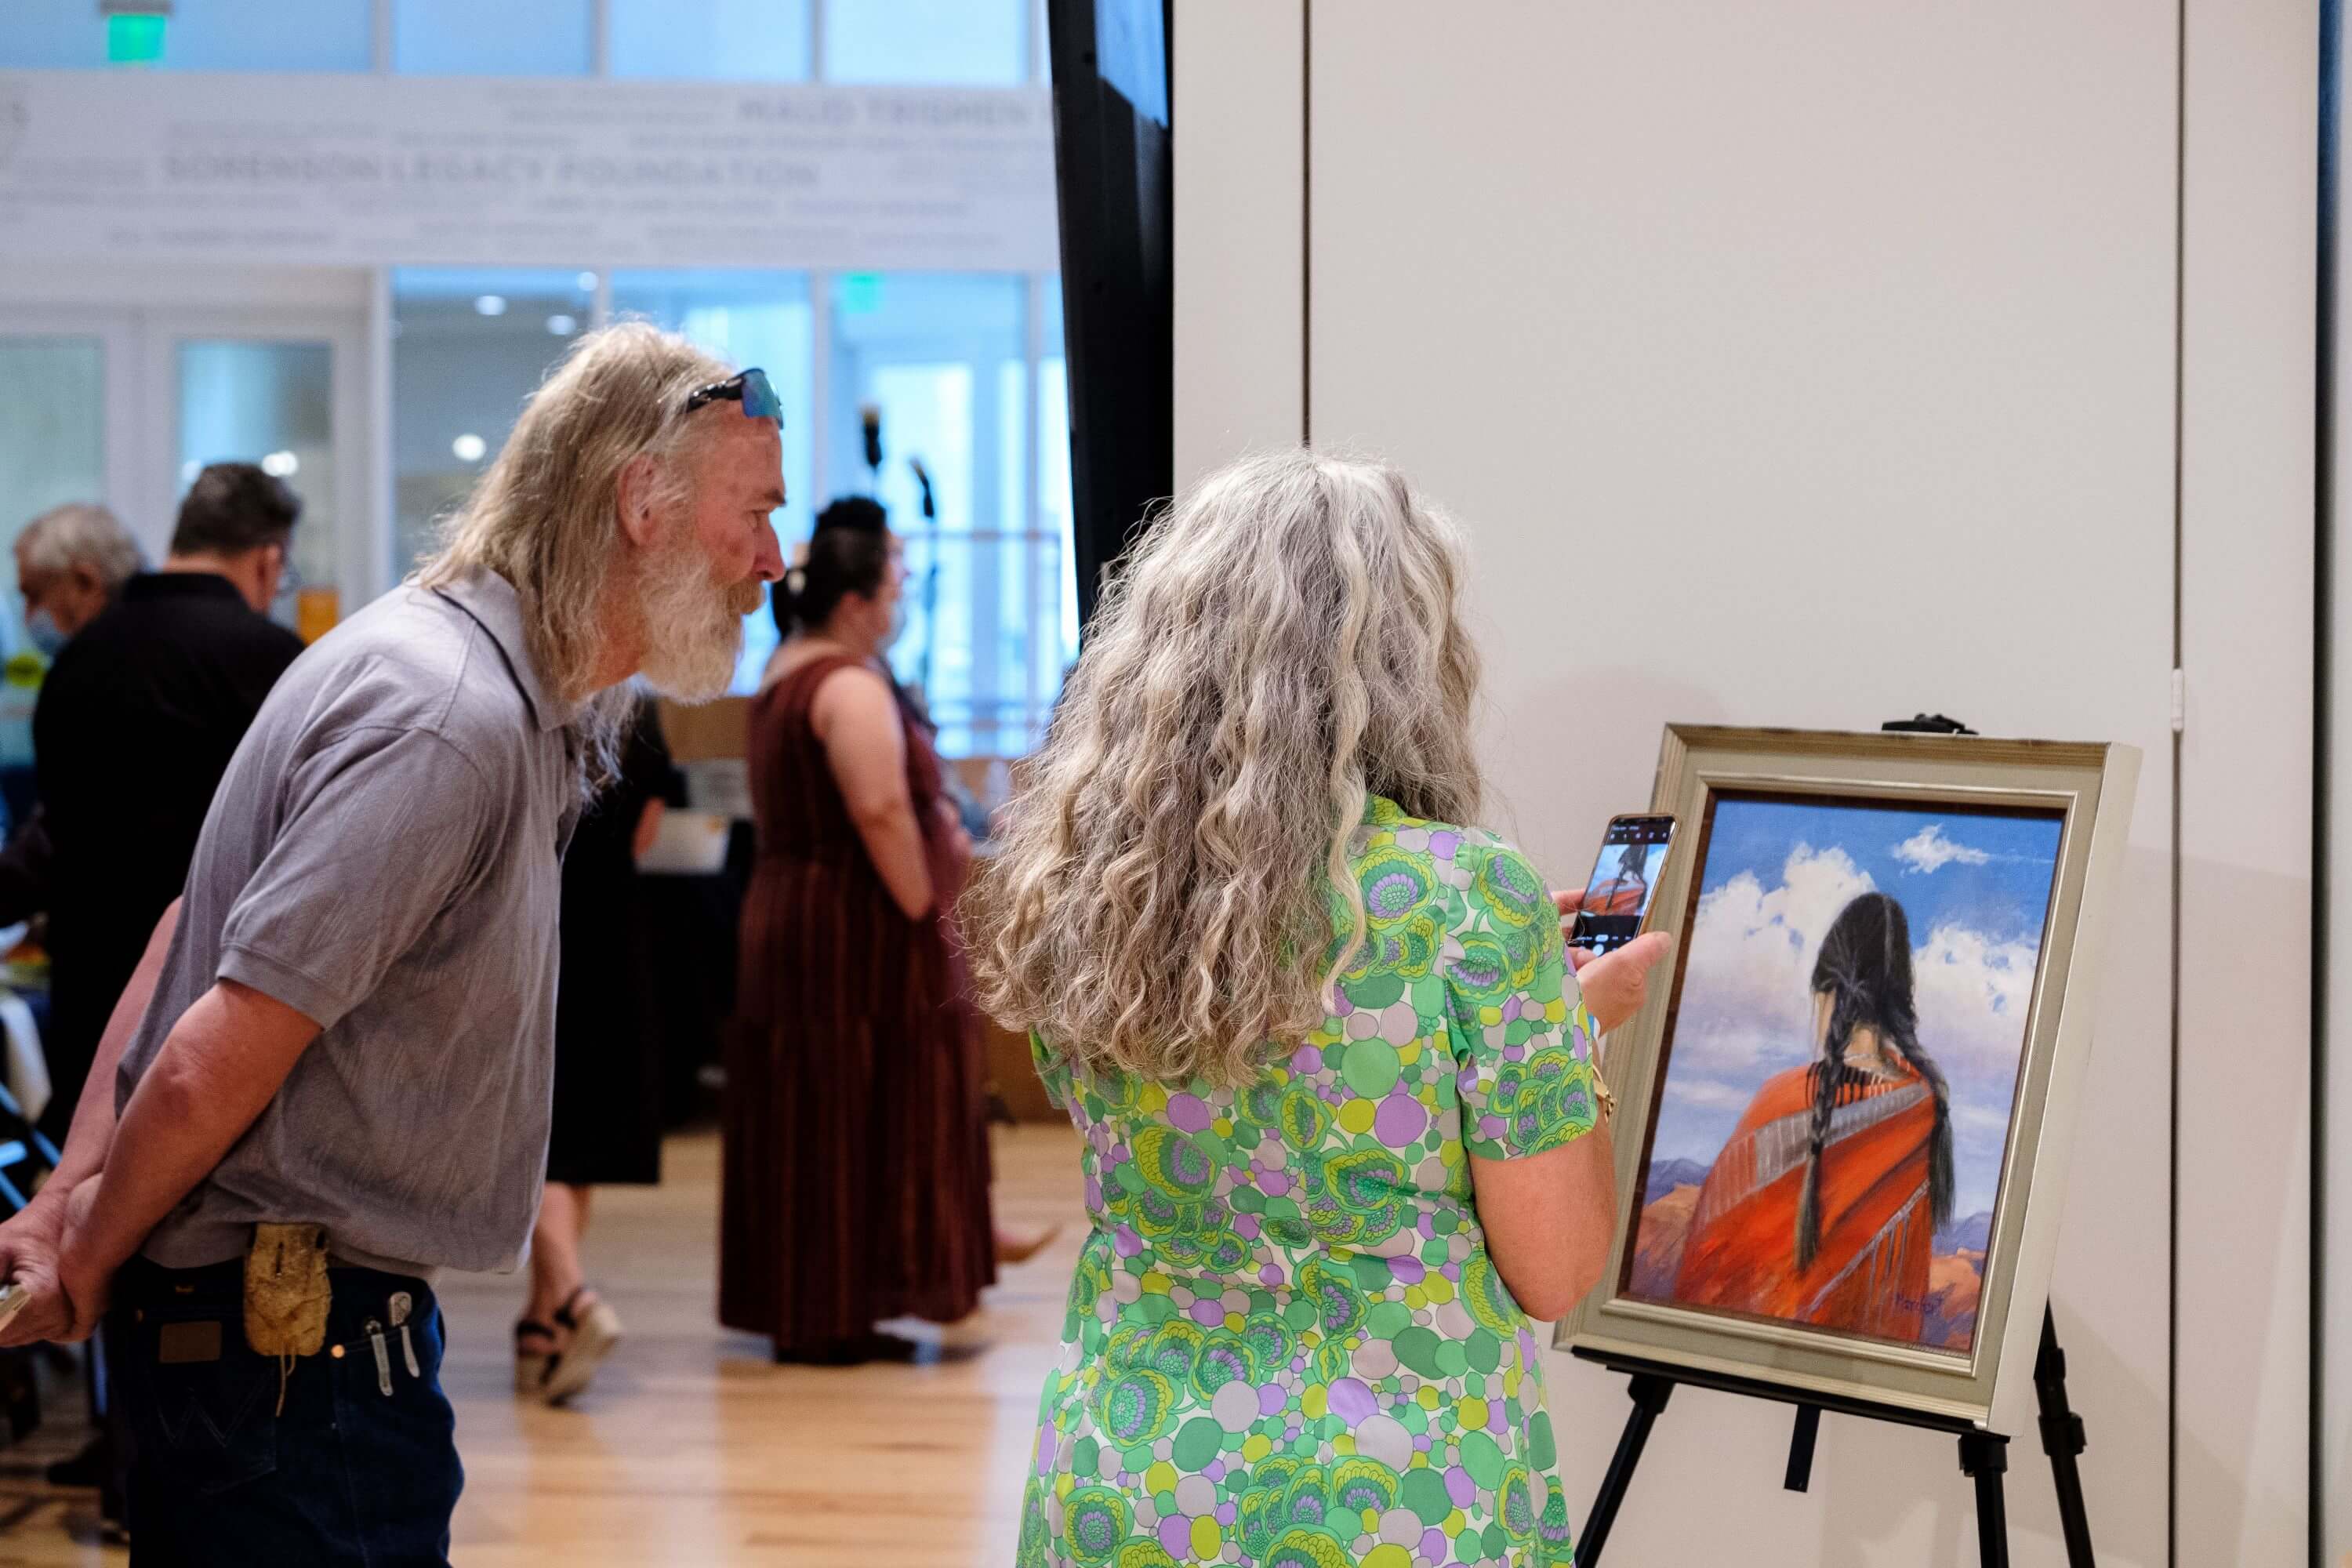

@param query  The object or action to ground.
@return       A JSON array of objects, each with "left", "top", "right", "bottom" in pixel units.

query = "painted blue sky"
[
  {"left": 1697, "top": 799, "right": 2063, "bottom": 950},
  {"left": 1642, "top": 794, "right": 2063, "bottom": 1220}
]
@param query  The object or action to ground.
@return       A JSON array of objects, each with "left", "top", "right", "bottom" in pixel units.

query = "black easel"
[
  {"left": 1573, "top": 1306, "right": 2092, "bottom": 1567},
  {"left": 1576, "top": 713, "right": 2095, "bottom": 1565}
]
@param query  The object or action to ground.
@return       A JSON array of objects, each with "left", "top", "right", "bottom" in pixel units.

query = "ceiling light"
[
  {"left": 576, "top": 271, "right": 598, "bottom": 293},
  {"left": 260, "top": 450, "right": 299, "bottom": 477},
  {"left": 452, "top": 433, "right": 488, "bottom": 463},
  {"left": 546, "top": 314, "right": 578, "bottom": 336},
  {"left": 474, "top": 295, "right": 507, "bottom": 317}
]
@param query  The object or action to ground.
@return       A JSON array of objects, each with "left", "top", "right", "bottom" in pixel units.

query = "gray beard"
[{"left": 634, "top": 538, "right": 746, "bottom": 702}]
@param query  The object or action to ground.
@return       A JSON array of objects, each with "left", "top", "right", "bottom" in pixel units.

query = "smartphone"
[
  {"left": 0, "top": 1280, "right": 27, "bottom": 1336},
  {"left": 1567, "top": 813, "right": 1678, "bottom": 955}
]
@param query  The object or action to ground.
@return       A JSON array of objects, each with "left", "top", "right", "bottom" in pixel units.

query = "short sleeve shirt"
[
  {"left": 117, "top": 569, "right": 583, "bottom": 1277},
  {"left": 1017, "top": 794, "right": 1602, "bottom": 1567}
]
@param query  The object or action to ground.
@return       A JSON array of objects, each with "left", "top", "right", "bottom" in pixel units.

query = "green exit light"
[
  {"left": 107, "top": 14, "right": 167, "bottom": 65},
  {"left": 839, "top": 273, "right": 884, "bottom": 316}
]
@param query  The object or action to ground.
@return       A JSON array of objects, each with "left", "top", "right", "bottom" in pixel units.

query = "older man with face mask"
[
  {"left": 13, "top": 503, "right": 144, "bottom": 657},
  {"left": 0, "top": 323, "right": 783, "bottom": 1566},
  {"left": 0, "top": 504, "right": 144, "bottom": 928}
]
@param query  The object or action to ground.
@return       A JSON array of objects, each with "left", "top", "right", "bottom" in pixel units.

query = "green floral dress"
[{"left": 1017, "top": 796, "right": 1602, "bottom": 1568}]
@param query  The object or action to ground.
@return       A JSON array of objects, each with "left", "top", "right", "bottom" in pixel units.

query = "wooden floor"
[{"left": 0, "top": 1123, "right": 1088, "bottom": 1567}]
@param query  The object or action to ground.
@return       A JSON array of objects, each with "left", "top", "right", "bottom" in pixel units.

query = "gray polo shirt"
[{"left": 116, "top": 568, "right": 581, "bottom": 1277}]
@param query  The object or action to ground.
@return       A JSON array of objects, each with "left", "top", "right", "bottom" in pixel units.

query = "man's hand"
[
  {"left": 1566, "top": 930, "right": 1675, "bottom": 1036},
  {"left": 51, "top": 1178, "right": 108, "bottom": 1341},
  {"left": 0, "top": 1184, "right": 80, "bottom": 1346},
  {"left": 60, "top": 980, "right": 320, "bottom": 1331}
]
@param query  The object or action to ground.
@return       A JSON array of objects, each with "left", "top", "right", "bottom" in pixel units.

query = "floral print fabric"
[{"left": 1018, "top": 797, "right": 1602, "bottom": 1568}]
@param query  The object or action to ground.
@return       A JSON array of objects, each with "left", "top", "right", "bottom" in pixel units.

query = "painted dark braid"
[
  {"left": 1794, "top": 892, "right": 1955, "bottom": 1272},
  {"left": 1794, "top": 985, "right": 1862, "bottom": 1273}
]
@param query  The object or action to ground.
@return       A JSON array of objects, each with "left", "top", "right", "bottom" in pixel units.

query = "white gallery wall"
[
  {"left": 1175, "top": 2, "right": 2314, "bottom": 1563},
  {"left": 2177, "top": 2, "right": 2318, "bottom": 1560}
]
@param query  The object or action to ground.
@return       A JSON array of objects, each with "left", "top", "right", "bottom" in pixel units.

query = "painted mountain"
[
  {"left": 1628, "top": 1184, "right": 1700, "bottom": 1301},
  {"left": 1935, "top": 1210, "right": 1993, "bottom": 1256},
  {"left": 1642, "top": 1158, "right": 1711, "bottom": 1207}
]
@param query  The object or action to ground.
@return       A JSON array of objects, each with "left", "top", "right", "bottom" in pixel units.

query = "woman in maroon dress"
[{"left": 720, "top": 499, "right": 997, "bottom": 1363}]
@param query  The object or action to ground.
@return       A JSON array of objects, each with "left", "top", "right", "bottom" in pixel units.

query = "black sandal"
[
  {"left": 514, "top": 1319, "right": 558, "bottom": 1395},
  {"left": 539, "top": 1287, "right": 623, "bottom": 1405}
]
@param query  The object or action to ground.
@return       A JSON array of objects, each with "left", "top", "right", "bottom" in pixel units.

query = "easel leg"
[
  {"left": 1784, "top": 1405, "right": 1821, "bottom": 1493},
  {"left": 2034, "top": 1305, "right": 2096, "bottom": 1566},
  {"left": 1577, "top": 1373, "right": 1673, "bottom": 1568},
  {"left": 1958, "top": 1432, "right": 2010, "bottom": 1568}
]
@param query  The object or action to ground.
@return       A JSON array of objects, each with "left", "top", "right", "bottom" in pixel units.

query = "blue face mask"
[{"left": 24, "top": 608, "right": 66, "bottom": 659}]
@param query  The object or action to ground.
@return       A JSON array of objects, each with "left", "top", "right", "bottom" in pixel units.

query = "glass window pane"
[
  {"left": 0, "top": 337, "right": 106, "bottom": 669},
  {"left": 612, "top": 0, "right": 810, "bottom": 82},
  {"left": 877, "top": 363, "right": 975, "bottom": 750},
  {"left": 394, "top": 0, "right": 592, "bottom": 75},
  {"left": 828, "top": 273, "right": 1024, "bottom": 757},
  {"left": 392, "top": 267, "right": 597, "bottom": 579},
  {"left": 176, "top": 339, "right": 336, "bottom": 636},
  {"left": 0, "top": 1, "right": 104, "bottom": 67},
  {"left": 995, "top": 356, "right": 1038, "bottom": 755},
  {"left": 1040, "top": 274, "right": 1076, "bottom": 681},
  {"left": 610, "top": 270, "right": 815, "bottom": 693},
  {"left": 822, "top": 0, "right": 1025, "bottom": 86},
  {"left": 0, "top": 0, "right": 372, "bottom": 70}
]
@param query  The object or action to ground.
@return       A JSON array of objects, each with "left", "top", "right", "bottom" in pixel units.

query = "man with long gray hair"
[{"left": 0, "top": 323, "right": 782, "bottom": 1563}]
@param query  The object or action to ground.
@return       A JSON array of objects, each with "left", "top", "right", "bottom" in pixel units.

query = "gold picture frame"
[{"left": 1553, "top": 725, "right": 2140, "bottom": 1436}]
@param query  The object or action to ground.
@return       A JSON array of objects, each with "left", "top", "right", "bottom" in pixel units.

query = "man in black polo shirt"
[{"left": 34, "top": 463, "right": 304, "bottom": 1149}]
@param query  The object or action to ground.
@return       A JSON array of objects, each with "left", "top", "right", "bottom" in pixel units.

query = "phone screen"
[{"left": 1568, "top": 814, "right": 1676, "bottom": 955}]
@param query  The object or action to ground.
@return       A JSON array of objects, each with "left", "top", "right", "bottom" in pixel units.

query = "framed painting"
[{"left": 1555, "top": 726, "right": 2140, "bottom": 1435}]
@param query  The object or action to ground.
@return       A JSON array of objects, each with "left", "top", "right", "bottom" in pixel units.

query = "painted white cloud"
[
  {"left": 1664, "top": 843, "right": 2041, "bottom": 1132},
  {"left": 1892, "top": 824, "right": 1992, "bottom": 875},
  {"left": 1908, "top": 921, "right": 2044, "bottom": 1080},
  {"left": 1664, "top": 843, "right": 1875, "bottom": 1080},
  {"left": 1664, "top": 1077, "right": 1754, "bottom": 1110}
]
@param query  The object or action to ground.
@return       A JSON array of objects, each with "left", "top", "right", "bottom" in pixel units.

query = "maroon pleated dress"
[{"left": 719, "top": 652, "right": 996, "bottom": 1356}]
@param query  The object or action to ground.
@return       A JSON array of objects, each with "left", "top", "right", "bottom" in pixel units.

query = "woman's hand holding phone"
[
  {"left": 1555, "top": 811, "right": 1678, "bottom": 1037},
  {"left": 1565, "top": 927, "right": 1673, "bottom": 1036}
]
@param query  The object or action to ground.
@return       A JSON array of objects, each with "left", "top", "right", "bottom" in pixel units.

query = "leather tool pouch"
[{"left": 244, "top": 1223, "right": 331, "bottom": 1358}]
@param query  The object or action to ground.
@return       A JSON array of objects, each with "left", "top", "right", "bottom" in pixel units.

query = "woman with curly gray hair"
[{"left": 971, "top": 449, "right": 1667, "bottom": 1567}]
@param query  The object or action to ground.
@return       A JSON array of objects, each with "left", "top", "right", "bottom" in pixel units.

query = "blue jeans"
[{"left": 109, "top": 1256, "right": 464, "bottom": 1567}]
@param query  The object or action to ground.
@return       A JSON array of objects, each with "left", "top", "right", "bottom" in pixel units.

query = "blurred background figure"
[
  {"left": 721, "top": 499, "right": 1003, "bottom": 1364},
  {"left": 517, "top": 695, "right": 684, "bottom": 1404},
  {"left": 14, "top": 503, "right": 142, "bottom": 659},
  {"left": 0, "top": 503, "right": 146, "bottom": 927},
  {"left": 33, "top": 462, "right": 302, "bottom": 1150}
]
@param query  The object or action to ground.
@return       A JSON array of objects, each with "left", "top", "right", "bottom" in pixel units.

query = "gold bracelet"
[{"left": 1590, "top": 1057, "right": 1617, "bottom": 1125}]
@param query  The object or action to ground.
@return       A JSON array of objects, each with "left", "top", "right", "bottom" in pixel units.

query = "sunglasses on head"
[{"left": 681, "top": 366, "right": 782, "bottom": 423}]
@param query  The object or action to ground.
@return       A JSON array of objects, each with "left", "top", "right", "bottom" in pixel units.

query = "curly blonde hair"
[{"left": 968, "top": 449, "right": 1483, "bottom": 1087}]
